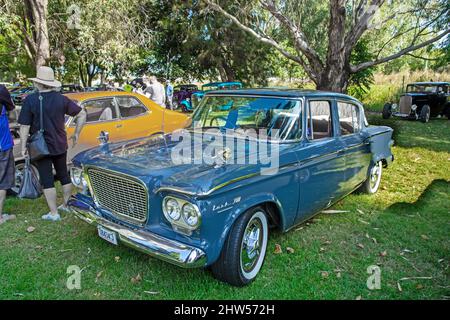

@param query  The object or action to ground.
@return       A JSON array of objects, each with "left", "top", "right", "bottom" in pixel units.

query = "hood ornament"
[{"left": 98, "top": 131, "right": 109, "bottom": 146}]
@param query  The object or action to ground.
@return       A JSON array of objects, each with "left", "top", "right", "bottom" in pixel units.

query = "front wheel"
[
  {"left": 211, "top": 207, "right": 269, "bottom": 286},
  {"left": 359, "top": 161, "right": 383, "bottom": 194},
  {"left": 420, "top": 105, "right": 430, "bottom": 123},
  {"left": 382, "top": 103, "right": 392, "bottom": 119}
]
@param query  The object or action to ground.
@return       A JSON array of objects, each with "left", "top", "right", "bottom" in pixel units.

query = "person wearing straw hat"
[{"left": 18, "top": 66, "right": 85, "bottom": 221}]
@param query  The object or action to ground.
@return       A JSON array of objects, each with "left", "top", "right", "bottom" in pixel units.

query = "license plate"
[{"left": 97, "top": 226, "right": 118, "bottom": 245}]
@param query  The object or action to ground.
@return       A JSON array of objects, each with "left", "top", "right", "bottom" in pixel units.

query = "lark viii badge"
[{"left": 212, "top": 197, "right": 242, "bottom": 213}]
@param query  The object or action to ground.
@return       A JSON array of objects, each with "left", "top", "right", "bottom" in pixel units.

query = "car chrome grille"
[{"left": 86, "top": 167, "right": 148, "bottom": 223}]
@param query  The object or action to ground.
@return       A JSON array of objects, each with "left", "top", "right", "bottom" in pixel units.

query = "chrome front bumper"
[{"left": 67, "top": 195, "right": 207, "bottom": 268}]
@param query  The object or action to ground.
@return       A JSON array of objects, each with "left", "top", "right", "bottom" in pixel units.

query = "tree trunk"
[
  {"left": 25, "top": 0, "right": 50, "bottom": 70},
  {"left": 315, "top": 0, "right": 350, "bottom": 93}
]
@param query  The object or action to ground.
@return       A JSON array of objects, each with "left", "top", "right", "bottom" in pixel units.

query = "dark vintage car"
[
  {"left": 382, "top": 82, "right": 449, "bottom": 122},
  {"left": 172, "top": 84, "right": 199, "bottom": 110},
  {"left": 68, "top": 89, "right": 394, "bottom": 286}
]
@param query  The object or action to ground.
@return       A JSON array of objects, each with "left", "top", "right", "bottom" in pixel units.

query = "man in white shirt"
[{"left": 144, "top": 76, "right": 166, "bottom": 107}]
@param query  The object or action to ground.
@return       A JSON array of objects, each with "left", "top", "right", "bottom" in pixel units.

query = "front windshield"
[
  {"left": 406, "top": 84, "right": 438, "bottom": 93},
  {"left": 191, "top": 95, "right": 302, "bottom": 141}
]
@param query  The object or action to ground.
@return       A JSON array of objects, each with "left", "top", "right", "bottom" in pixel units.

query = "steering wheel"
[{"left": 209, "top": 116, "right": 228, "bottom": 127}]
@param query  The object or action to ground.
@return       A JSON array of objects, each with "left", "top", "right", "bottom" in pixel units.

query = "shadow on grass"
[
  {"left": 367, "top": 116, "right": 450, "bottom": 153},
  {"left": 386, "top": 179, "right": 449, "bottom": 213}
]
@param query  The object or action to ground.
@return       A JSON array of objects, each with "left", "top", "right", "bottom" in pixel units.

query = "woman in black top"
[{"left": 18, "top": 66, "right": 86, "bottom": 221}]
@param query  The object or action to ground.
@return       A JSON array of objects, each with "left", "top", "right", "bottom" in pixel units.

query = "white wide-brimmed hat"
[{"left": 29, "top": 66, "right": 62, "bottom": 88}]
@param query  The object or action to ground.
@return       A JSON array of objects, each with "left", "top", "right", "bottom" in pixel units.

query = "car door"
[
  {"left": 294, "top": 99, "right": 347, "bottom": 223},
  {"left": 336, "top": 100, "right": 371, "bottom": 194},
  {"left": 66, "top": 98, "right": 120, "bottom": 161},
  {"left": 114, "top": 96, "right": 156, "bottom": 141}
]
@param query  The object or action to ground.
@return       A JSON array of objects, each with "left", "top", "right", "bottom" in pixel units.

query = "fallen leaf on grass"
[
  {"left": 95, "top": 271, "right": 104, "bottom": 283},
  {"left": 397, "top": 282, "right": 402, "bottom": 292},
  {"left": 356, "top": 209, "right": 365, "bottom": 215},
  {"left": 379, "top": 251, "right": 388, "bottom": 257},
  {"left": 421, "top": 234, "right": 429, "bottom": 240},
  {"left": 321, "top": 210, "right": 349, "bottom": 214},
  {"left": 144, "top": 291, "right": 160, "bottom": 295},
  {"left": 320, "top": 271, "right": 329, "bottom": 278},
  {"left": 359, "top": 219, "right": 370, "bottom": 225},
  {"left": 355, "top": 295, "right": 362, "bottom": 300},
  {"left": 131, "top": 274, "right": 142, "bottom": 284},
  {"left": 356, "top": 243, "right": 365, "bottom": 249},
  {"left": 416, "top": 284, "right": 424, "bottom": 290},
  {"left": 286, "top": 247, "right": 295, "bottom": 254},
  {"left": 319, "top": 247, "right": 326, "bottom": 253},
  {"left": 274, "top": 244, "right": 283, "bottom": 254},
  {"left": 114, "top": 256, "right": 121, "bottom": 263},
  {"left": 26, "top": 226, "right": 35, "bottom": 233}
]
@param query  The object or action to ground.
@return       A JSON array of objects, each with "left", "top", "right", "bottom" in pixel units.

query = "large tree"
[
  {"left": 1, "top": 0, "right": 50, "bottom": 71},
  {"left": 204, "top": 0, "right": 449, "bottom": 92}
]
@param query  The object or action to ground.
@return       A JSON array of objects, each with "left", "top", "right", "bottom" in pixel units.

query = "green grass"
[{"left": 0, "top": 117, "right": 449, "bottom": 300}]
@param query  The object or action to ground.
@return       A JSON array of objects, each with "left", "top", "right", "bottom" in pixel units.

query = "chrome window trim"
[
  {"left": 114, "top": 95, "right": 151, "bottom": 120},
  {"left": 68, "top": 97, "right": 120, "bottom": 127},
  {"left": 305, "top": 98, "right": 334, "bottom": 142},
  {"left": 336, "top": 99, "right": 364, "bottom": 137}
]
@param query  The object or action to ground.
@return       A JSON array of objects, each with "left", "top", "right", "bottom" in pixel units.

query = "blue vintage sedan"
[{"left": 68, "top": 89, "right": 394, "bottom": 286}]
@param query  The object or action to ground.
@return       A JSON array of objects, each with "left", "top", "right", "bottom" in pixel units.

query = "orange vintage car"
[{"left": 10, "top": 91, "right": 189, "bottom": 193}]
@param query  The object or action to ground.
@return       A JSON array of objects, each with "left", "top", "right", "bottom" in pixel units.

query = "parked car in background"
[
  {"left": 173, "top": 84, "right": 199, "bottom": 110},
  {"left": 382, "top": 82, "right": 449, "bottom": 122},
  {"left": 180, "top": 81, "right": 243, "bottom": 112},
  {"left": 61, "top": 84, "right": 84, "bottom": 94},
  {"left": 10, "top": 91, "right": 189, "bottom": 194},
  {"left": 68, "top": 89, "right": 394, "bottom": 286},
  {"left": 11, "top": 86, "right": 35, "bottom": 105}
]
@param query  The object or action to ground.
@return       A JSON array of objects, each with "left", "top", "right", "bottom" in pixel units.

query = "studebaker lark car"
[
  {"left": 68, "top": 89, "right": 394, "bottom": 286},
  {"left": 382, "top": 82, "right": 449, "bottom": 122}
]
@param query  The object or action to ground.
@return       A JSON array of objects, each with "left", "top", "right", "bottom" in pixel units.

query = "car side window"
[
  {"left": 116, "top": 96, "right": 148, "bottom": 118},
  {"left": 307, "top": 100, "right": 333, "bottom": 140},
  {"left": 338, "top": 102, "right": 361, "bottom": 135},
  {"left": 83, "top": 98, "right": 117, "bottom": 123}
]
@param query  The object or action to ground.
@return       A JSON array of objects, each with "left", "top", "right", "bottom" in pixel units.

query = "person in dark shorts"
[
  {"left": 0, "top": 84, "right": 17, "bottom": 225},
  {"left": 18, "top": 66, "right": 86, "bottom": 222}
]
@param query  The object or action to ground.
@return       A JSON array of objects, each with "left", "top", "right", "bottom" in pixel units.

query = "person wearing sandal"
[
  {"left": 0, "top": 84, "right": 17, "bottom": 225},
  {"left": 18, "top": 66, "right": 84, "bottom": 222}
]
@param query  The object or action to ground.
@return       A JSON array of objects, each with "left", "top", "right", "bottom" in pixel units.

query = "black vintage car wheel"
[
  {"left": 382, "top": 103, "right": 392, "bottom": 119},
  {"left": 359, "top": 161, "right": 383, "bottom": 194},
  {"left": 420, "top": 105, "right": 430, "bottom": 123},
  {"left": 211, "top": 207, "right": 269, "bottom": 286}
]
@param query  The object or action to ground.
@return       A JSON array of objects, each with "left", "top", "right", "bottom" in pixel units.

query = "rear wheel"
[
  {"left": 211, "top": 207, "right": 269, "bottom": 286},
  {"left": 382, "top": 103, "right": 392, "bottom": 119},
  {"left": 359, "top": 161, "right": 383, "bottom": 194},
  {"left": 420, "top": 105, "right": 430, "bottom": 123}
]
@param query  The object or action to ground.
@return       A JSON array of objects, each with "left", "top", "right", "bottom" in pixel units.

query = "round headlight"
[
  {"left": 164, "top": 198, "right": 181, "bottom": 221},
  {"left": 70, "top": 167, "right": 83, "bottom": 187},
  {"left": 392, "top": 103, "right": 398, "bottom": 110},
  {"left": 411, "top": 104, "right": 417, "bottom": 111},
  {"left": 182, "top": 203, "right": 200, "bottom": 227}
]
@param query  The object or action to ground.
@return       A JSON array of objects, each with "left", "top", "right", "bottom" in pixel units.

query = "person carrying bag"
[{"left": 18, "top": 66, "right": 82, "bottom": 222}]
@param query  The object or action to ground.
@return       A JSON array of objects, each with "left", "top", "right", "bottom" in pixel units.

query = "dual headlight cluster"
[
  {"left": 70, "top": 167, "right": 88, "bottom": 190},
  {"left": 162, "top": 196, "right": 201, "bottom": 230}
]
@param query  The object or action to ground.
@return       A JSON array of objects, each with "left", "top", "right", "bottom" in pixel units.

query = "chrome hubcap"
[
  {"left": 370, "top": 162, "right": 381, "bottom": 190},
  {"left": 241, "top": 218, "right": 263, "bottom": 273}
]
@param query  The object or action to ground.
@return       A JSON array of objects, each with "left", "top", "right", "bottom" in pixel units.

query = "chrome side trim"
[{"left": 68, "top": 196, "right": 207, "bottom": 268}]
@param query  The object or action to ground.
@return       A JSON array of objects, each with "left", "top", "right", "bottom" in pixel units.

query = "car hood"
[{"left": 73, "top": 130, "right": 290, "bottom": 196}]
